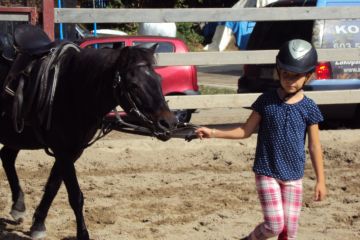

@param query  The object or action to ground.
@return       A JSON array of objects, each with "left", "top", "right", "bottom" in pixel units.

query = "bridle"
[
  {"left": 86, "top": 59, "right": 203, "bottom": 145},
  {"left": 111, "top": 62, "right": 170, "bottom": 138},
  {"left": 110, "top": 63, "right": 200, "bottom": 141}
]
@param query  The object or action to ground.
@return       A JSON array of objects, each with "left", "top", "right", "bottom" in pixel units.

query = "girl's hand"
[
  {"left": 195, "top": 127, "right": 212, "bottom": 139},
  {"left": 314, "top": 182, "right": 326, "bottom": 201}
]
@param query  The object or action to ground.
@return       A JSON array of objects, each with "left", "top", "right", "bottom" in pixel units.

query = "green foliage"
[
  {"left": 107, "top": 0, "right": 123, "bottom": 8},
  {"left": 176, "top": 23, "right": 204, "bottom": 51},
  {"left": 199, "top": 85, "right": 236, "bottom": 95},
  {"left": 107, "top": 0, "right": 142, "bottom": 8}
]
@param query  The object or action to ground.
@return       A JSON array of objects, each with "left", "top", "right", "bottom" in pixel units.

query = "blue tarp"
[
  {"left": 81, "top": 0, "right": 109, "bottom": 8},
  {"left": 202, "top": 21, "right": 255, "bottom": 50},
  {"left": 222, "top": 21, "right": 256, "bottom": 49}
]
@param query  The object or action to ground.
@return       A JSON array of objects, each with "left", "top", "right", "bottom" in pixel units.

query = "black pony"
[{"left": 0, "top": 24, "right": 177, "bottom": 239}]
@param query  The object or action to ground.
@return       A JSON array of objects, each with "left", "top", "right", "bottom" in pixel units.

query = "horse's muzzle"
[
  {"left": 153, "top": 129, "right": 172, "bottom": 141},
  {"left": 152, "top": 113, "right": 178, "bottom": 141}
]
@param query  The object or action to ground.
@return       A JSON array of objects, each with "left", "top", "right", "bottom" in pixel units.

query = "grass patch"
[{"left": 199, "top": 85, "right": 237, "bottom": 95}]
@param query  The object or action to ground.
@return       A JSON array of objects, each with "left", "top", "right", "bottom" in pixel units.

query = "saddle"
[
  {"left": 13, "top": 24, "right": 54, "bottom": 56},
  {"left": 1, "top": 24, "right": 56, "bottom": 132}
]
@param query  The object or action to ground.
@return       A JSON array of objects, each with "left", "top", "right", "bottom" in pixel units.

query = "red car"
[{"left": 78, "top": 35, "right": 200, "bottom": 122}]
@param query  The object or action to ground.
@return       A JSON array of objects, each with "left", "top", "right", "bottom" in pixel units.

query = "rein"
[{"left": 112, "top": 110, "right": 199, "bottom": 141}]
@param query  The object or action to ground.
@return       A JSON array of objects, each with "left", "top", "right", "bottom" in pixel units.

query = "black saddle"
[
  {"left": 14, "top": 24, "right": 55, "bottom": 56},
  {"left": 1, "top": 24, "right": 57, "bottom": 133}
]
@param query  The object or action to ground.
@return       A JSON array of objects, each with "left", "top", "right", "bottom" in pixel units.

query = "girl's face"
[{"left": 278, "top": 68, "right": 311, "bottom": 94}]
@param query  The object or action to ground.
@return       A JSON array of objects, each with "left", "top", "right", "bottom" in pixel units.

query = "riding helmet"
[{"left": 276, "top": 39, "right": 318, "bottom": 74}]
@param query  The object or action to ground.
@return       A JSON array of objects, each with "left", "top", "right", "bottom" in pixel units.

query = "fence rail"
[
  {"left": 54, "top": 7, "right": 360, "bottom": 23},
  {"left": 165, "top": 90, "right": 360, "bottom": 109},
  {"left": 156, "top": 49, "right": 360, "bottom": 66},
  {"left": 0, "top": 7, "right": 37, "bottom": 24},
  {"left": 0, "top": 13, "right": 28, "bottom": 21}
]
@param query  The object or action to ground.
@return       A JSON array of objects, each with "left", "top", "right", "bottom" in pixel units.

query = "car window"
[
  {"left": 132, "top": 41, "right": 175, "bottom": 53},
  {"left": 83, "top": 41, "right": 125, "bottom": 49}
]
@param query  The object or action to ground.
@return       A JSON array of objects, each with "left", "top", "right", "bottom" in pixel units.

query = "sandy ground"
[{"left": 0, "top": 109, "right": 359, "bottom": 240}]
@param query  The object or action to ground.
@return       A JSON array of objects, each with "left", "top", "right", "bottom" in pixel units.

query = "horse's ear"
[
  {"left": 149, "top": 43, "right": 158, "bottom": 54},
  {"left": 135, "top": 43, "right": 158, "bottom": 54}
]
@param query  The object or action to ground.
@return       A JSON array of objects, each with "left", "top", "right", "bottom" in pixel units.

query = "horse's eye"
[{"left": 144, "top": 69, "right": 152, "bottom": 76}]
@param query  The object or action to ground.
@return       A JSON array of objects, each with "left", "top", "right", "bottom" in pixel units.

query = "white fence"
[
  {"left": 3, "top": 7, "right": 360, "bottom": 108},
  {"left": 165, "top": 90, "right": 360, "bottom": 109},
  {"left": 54, "top": 7, "right": 360, "bottom": 22},
  {"left": 58, "top": 7, "right": 360, "bottom": 108},
  {"left": 0, "top": 13, "right": 28, "bottom": 22}
]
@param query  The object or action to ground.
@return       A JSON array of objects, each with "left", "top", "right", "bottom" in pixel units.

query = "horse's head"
[{"left": 113, "top": 45, "right": 178, "bottom": 141}]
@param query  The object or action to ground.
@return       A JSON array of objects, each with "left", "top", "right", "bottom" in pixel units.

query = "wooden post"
[{"left": 42, "top": 0, "right": 54, "bottom": 40}]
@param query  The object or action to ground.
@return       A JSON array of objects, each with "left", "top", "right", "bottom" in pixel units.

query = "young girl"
[{"left": 195, "top": 39, "right": 326, "bottom": 240}]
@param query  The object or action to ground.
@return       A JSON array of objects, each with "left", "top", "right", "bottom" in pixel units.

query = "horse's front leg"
[
  {"left": 0, "top": 146, "right": 26, "bottom": 222},
  {"left": 30, "top": 160, "right": 63, "bottom": 239},
  {"left": 60, "top": 157, "right": 89, "bottom": 240}
]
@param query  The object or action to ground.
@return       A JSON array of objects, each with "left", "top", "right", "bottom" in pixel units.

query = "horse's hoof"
[
  {"left": 30, "top": 222, "right": 46, "bottom": 239},
  {"left": 10, "top": 209, "right": 25, "bottom": 223},
  {"left": 30, "top": 229, "right": 46, "bottom": 239}
]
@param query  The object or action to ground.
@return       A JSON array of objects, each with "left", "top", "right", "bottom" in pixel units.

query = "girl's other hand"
[
  {"left": 314, "top": 182, "right": 326, "bottom": 201},
  {"left": 195, "top": 127, "right": 212, "bottom": 139}
]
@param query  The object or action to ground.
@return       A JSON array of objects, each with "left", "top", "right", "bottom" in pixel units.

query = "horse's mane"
[
  {"left": 116, "top": 46, "right": 156, "bottom": 71},
  {"left": 64, "top": 46, "right": 156, "bottom": 83}
]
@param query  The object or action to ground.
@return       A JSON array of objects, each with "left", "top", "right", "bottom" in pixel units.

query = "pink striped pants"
[{"left": 248, "top": 175, "right": 303, "bottom": 240}]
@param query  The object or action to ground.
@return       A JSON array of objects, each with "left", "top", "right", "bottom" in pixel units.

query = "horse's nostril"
[{"left": 158, "top": 119, "right": 170, "bottom": 130}]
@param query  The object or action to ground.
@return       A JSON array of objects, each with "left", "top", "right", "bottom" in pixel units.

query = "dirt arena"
[{"left": 0, "top": 109, "right": 359, "bottom": 240}]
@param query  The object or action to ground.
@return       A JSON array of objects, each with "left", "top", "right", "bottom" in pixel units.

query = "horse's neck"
[{"left": 71, "top": 50, "right": 119, "bottom": 117}]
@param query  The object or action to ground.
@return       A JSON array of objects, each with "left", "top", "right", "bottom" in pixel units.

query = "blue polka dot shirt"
[{"left": 251, "top": 90, "right": 323, "bottom": 181}]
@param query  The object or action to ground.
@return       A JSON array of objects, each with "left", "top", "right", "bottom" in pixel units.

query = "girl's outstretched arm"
[
  {"left": 195, "top": 110, "right": 261, "bottom": 140},
  {"left": 307, "top": 124, "right": 327, "bottom": 201}
]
